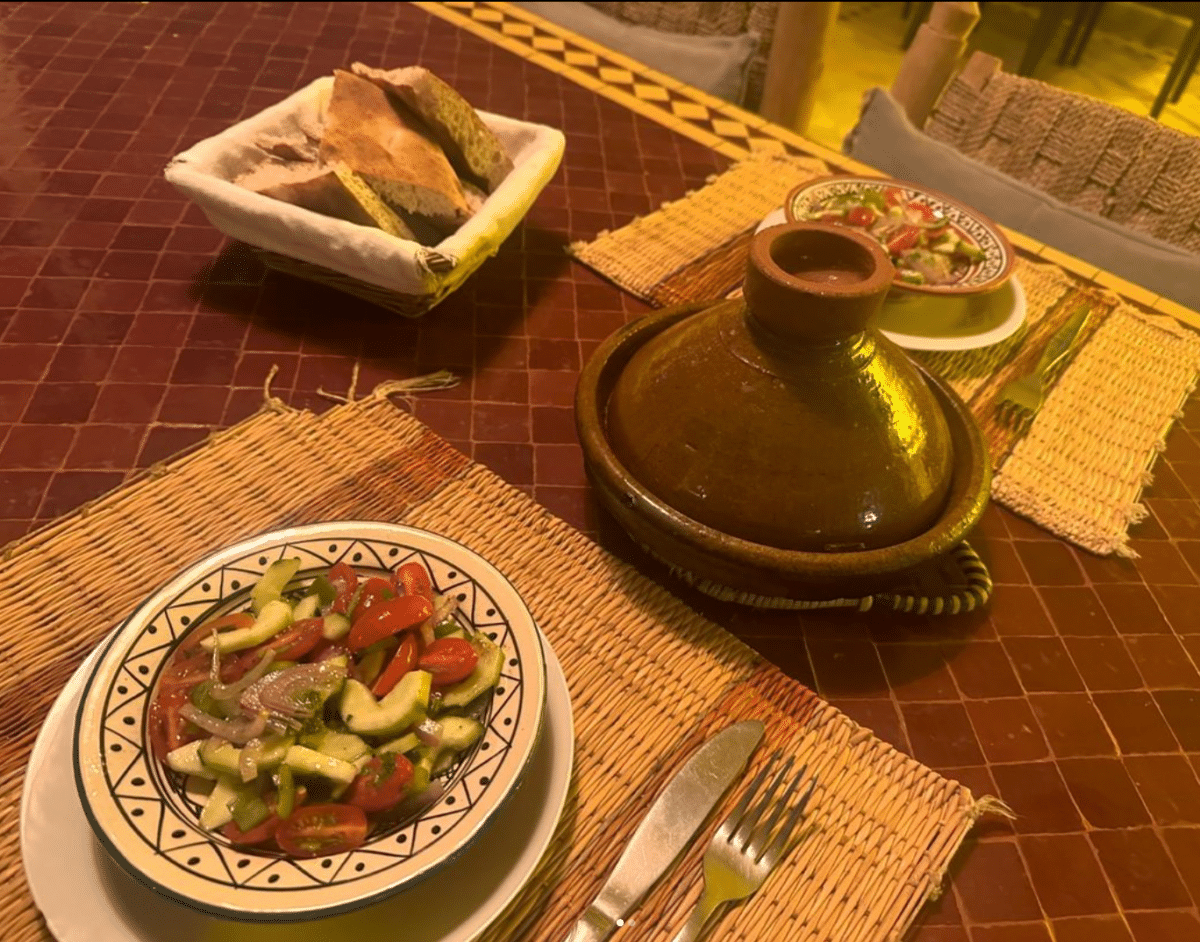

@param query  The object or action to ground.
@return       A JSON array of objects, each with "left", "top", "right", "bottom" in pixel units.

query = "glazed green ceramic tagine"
[{"left": 576, "top": 222, "right": 992, "bottom": 603}]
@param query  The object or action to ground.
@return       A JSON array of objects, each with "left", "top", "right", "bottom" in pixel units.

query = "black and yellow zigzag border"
[{"left": 417, "top": 0, "right": 1199, "bottom": 327}]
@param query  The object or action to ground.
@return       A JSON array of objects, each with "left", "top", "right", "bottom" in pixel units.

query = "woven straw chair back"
[
  {"left": 585, "top": 2, "right": 779, "bottom": 109},
  {"left": 924, "top": 51, "right": 1200, "bottom": 253}
]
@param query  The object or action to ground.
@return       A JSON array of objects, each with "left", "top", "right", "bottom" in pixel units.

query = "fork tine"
[
  {"left": 721, "top": 752, "right": 775, "bottom": 838},
  {"left": 759, "top": 772, "right": 818, "bottom": 867},
  {"left": 734, "top": 754, "right": 793, "bottom": 847},
  {"left": 746, "top": 762, "right": 806, "bottom": 859}
]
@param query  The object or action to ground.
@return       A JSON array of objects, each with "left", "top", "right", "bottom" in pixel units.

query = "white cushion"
[{"left": 845, "top": 87, "right": 1200, "bottom": 311}]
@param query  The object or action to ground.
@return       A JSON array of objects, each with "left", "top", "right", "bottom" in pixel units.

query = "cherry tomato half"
[
  {"left": 327, "top": 561, "right": 358, "bottom": 615},
  {"left": 148, "top": 642, "right": 228, "bottom": 760},
  {"left": 371, "top": 633, "right": 421, "bottom": 696},
  {"left": 274, "top": 804, "right": 368, "bottom": 858},
  {"left": 348, "top": 595, "right": 433, "bottom": 651},
  {"left": 845, "top": 206, "right": 876, "bottom": 227},
  {"left": 909, "top": 201, "right": 940, "bottom": 224},
  {"left": 351, "top": 577, "right": 395, "bottom": 622},
  {"left": 418, "top": 637, "right": 478, "bottom": 687},
  {"left": 148, "top": 684, "right": 198, "bottom": 761},
  {"left": 345, "top": 754, "right": 415, "bottom": 813},
  {"left": 886, "top": 225, "right": 920, "bottom": 255},
  {"left": 221, "top": 814, "right": 280, "bottom": 846},
  {"left": 392, "top": 561, "right": 433, "bottom": 601}
]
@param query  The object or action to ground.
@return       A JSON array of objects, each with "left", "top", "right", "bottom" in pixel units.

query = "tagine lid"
[{"left": 604, "top": 222, "right": 958, "bottom": 554}]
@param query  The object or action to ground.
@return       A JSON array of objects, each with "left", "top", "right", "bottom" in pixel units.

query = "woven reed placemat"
[
  {"left": 4, "top": 393, "right": 994, "bottom": 942},
  {"left": 571, "top": 155, "right": 1200, "bottom": 558}
]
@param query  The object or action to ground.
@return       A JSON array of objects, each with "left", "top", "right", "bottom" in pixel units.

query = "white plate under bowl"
[
  {"left": 71, "top": 521, "right": 548, "bottom": 922},
  {"left": 758, "top": 208, "right": 1026, "bottom": 351},
  {"left": 24, "top": 629, "right": 573, "bottom": 942}
]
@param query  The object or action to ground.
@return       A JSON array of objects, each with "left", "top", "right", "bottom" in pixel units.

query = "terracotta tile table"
[{"left": 3, "top": 2, "right": 1200, "bottom": 941}]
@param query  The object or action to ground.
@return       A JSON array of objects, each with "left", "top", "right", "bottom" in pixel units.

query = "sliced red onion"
[
  {"left": 432, "top": 593, "right": 458, "bottom": 624},
  {"left": 179, "top": 703, "right": 267, "bottom": 745},
  {"left": 212, "top": 650, "right": 275, "bottom": 701},
  {"left": 265, "top": 715, "right": 296, "bottom": 736},
  {"left": 394, "top": 780, "right": 445, "bottom": 820},
  {"left": 415, "top": 717, "right": 443, "bottom": 749},
  {"left": 241, "top": 660, "right": 347, "bottom": 720}
]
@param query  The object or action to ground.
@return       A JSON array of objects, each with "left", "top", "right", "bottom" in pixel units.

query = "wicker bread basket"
[{"left": 165, "top": 76, "right": 565, "bottom": 316}]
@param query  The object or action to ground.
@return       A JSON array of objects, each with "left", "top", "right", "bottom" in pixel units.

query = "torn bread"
[
  {"left": 332, "top": 164, "right": 440, "bottom": 243},
  {"left": 321, "top": 69, "right": 470, "bottom": 231},
  {"left": 237, "top": 159, "right": 380, "bottom": 228},
  {"left": 351, "top": 62, "right": 514, "bottom": 192},
  {"left": 237, "top": 158, "right": 429, "bottom": 242}
]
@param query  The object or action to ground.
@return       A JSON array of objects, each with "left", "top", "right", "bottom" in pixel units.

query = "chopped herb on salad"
[
  {"left": 150, "top": 557, "right": 502, "bottom": 858},
  {"left": 795, "top": 186, "right": 987, "bottom": 286}
]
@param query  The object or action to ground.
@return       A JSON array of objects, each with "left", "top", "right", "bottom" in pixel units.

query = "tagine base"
[{"left": 645, "top": 539, "right": 993, "bottom": 615}]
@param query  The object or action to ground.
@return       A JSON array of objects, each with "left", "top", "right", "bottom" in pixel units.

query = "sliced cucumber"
[
  {"left": 298, "top": 728, "right": 370, "bottom": 763},
  {"left": 339, "top": 671, "right": 431, "bottom": 738},
  {"left": 439, "top": 716, "right": 484, "bottom": 751},
  {"left": 199, "top": 776, "right": 241, "bottom": 830},
  {"left": 246, "top": 733, "right": 295, "bottom": 771},
  {"left": 376, "top": 732, "right": 421, "bottom": 756},
  {"left": 322, "top": 612, "right": 351, "bottom": 641},
  {"left": 200, "top": 599, "right": 292, "bottom": 654},
  {"left": 355, "top": 646, "right": 388, "bottom": 688},
  {"left": 291, "top": 592, "right": 320, "bottom": 622},
  {"left": 308, "top": 574, "right": 336, "bottom": 608},
  {"left": 230, "top": 791, "right": 270, "bottom": 832},
  {"left": 199, "top": 738, "right": 242, "bottom": 777},
  {"left": 283, "top": 745, "right": 357, "bottom": 785},
  {"left": 166, "top": 740, "right": 214, "bottom": 779},
  {"left": 330, "top": 753, "right": 373, "bottom": 800},
  {"left": 251, "top": 557, "right": 301, "bottom": 614},
  {"left": 440, "top": 636, "right": 503, "bottom": 708}
]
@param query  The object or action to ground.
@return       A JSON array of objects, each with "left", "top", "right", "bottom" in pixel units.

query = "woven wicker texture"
[
  {"left": 7, "top": 395, "right": 983, "bottom": 942},
  {"left": 584, "top": 1, "right": 778, "bottom": 109},
  {"left": 569, "top": 152, "right": 827, "bottom": 300},
  {"left": 925, "top": 65, "right": 1200, "bottom": 253},
  {"left": 568, "top": 165, "right": 1200, "bottom": 558}
]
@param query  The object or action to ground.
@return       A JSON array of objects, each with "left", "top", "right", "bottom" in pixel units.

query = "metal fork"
[
  {"left": 669, "top": 753, "right": 817, "bottom": 942},
  {"left": 995, "top": 304, "right": 1092, "bottom": 433}
]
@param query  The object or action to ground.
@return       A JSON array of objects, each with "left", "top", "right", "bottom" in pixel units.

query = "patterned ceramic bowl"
[
  {"left": 785, "top": 175, "right": 1014, "bottom": 296},
  {"left": 73, "top": 522, "right": 546, "bottom": 922}
]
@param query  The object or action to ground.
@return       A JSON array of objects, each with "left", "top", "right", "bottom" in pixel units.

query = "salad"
[
  {"left": 795, "top": 186, "right": 986, "bottom": 286},
  {"left": 149, "top": 556, "right": 502, "bottom": 859}
]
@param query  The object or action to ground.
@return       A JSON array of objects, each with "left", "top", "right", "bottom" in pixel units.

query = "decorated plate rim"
[
  {"left": 72, "top": 521, "right": 547, "bottom": 922},
  {"left": 784, "top": 174, "right": 1015, "bottom": 296}
]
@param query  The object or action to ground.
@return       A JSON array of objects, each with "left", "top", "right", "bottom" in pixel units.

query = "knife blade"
[{"left": 562, "top": 719, "right": 765, "bottom": 942}]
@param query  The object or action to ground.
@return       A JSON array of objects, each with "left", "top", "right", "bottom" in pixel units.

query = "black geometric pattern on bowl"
[{"left": 98, "top": 536, "right": 525, "bottom": 891}]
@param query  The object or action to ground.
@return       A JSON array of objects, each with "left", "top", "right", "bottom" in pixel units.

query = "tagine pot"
[{"left": 575, "top": 222, "right": 992, "bottom": 605}]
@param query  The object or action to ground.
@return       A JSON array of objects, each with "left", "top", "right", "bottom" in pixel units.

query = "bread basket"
[{"left": 165, "top": 77, "right": 565, "bottom": 316}]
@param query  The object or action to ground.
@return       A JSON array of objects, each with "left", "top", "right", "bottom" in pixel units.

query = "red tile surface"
[{"left": 3, "top": 2, "right": 1200, "bottom": 940}]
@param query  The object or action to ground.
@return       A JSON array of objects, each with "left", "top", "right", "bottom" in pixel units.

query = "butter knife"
[{"left": 563, "top": 720, "right": 765, "bottom": 942}]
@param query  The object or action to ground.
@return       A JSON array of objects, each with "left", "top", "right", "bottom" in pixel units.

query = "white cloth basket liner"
[{"left": 165, "top": 76, "right": 565, "bottom": 299}]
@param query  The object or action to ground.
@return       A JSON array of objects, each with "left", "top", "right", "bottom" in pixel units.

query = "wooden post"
[
  {"left": 890, "top": 1, "right": 981, "bottom": 128},
  {"left": 759, "top": 2, "right": 839, "bottom": 134}
]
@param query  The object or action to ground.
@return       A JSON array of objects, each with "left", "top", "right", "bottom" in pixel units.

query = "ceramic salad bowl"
[
  {"left": 785, "top": 175, "right": 1014, "bottom": 297},
  {"left": 72, "top": 521, "right": 546, "bottom": 922}
]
